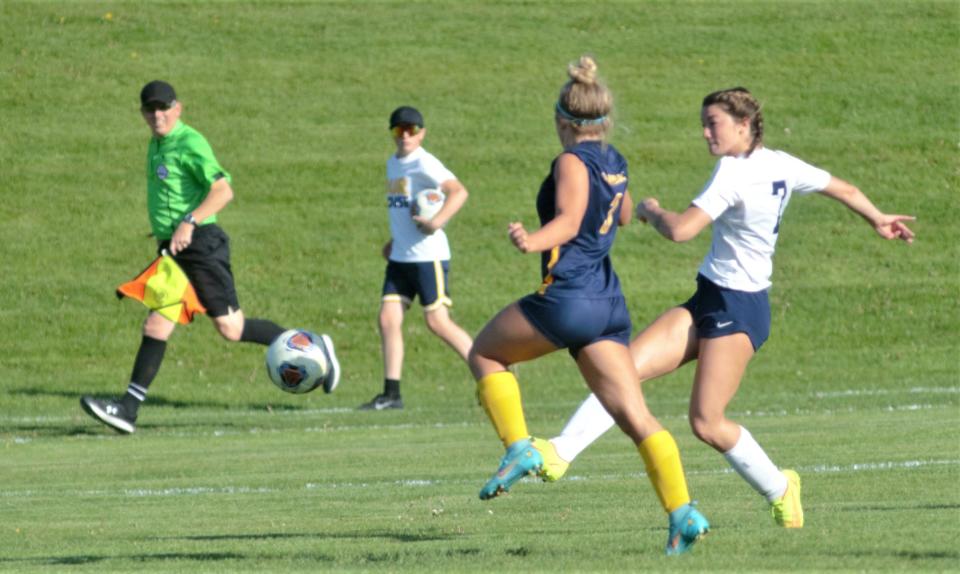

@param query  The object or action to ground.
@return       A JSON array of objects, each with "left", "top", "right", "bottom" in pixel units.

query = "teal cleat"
[
  {"left": 665, "top": 502, "right": 710, "bottom": 556},
  {"left": 479, "top": 438, "right": 543, "bottom": 500}
]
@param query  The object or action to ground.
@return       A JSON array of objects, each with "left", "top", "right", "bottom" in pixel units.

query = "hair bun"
[{"left": 567, "top": 55, "right": 598, "bottom": 85}]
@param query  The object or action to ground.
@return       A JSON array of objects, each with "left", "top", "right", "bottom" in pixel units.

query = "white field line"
[
  {"left": 1, "top": 459, "right": 957, "bottom": 500},
  {"left": 523, "top": 459, "right": 960, "bottom": 484},
  {"left": 1, "top": 386, "right": 956, "bottom": 427},
  {"left": 814, "top": 386, "right": 959, "bottom": 399},
  {"left": 2, "top": 401, "right": 955, "bottom": 446}
]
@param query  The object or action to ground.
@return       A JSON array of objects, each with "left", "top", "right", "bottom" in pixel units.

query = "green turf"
[{"left": 1, "top": 0, "right": 958, "bottom": 572}]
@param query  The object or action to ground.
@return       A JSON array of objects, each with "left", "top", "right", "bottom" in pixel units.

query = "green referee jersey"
[{"left": 146, "top": 121, "right": 231, "bottom": 240}]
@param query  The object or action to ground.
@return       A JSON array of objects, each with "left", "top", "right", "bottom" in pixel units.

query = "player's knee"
[
  {"left": 218, "top": 324, "right": 243, "bottom": 341},
  {"left": 688, "top": 414, "right": 723, "bottom": 448},
  {"left": 143, "top": 314, "right": 175, "bottom": 340},
  {"left": 467, "top": 343, "right": 483, "bottom": 362},
  {"left": 424, "top": 309, "right": 450, "bottom": 334},
  {"left": 379, "top": 311, "right": 401, "bottom": 334},
  {"left": 215, "top": 317, "right": 244, "bottom": 342},
  {"left": 467, "top": 345, "right": 489, "bottom": 374},
  {"left": 379, "top": 302, "right": 404, "bottom": 329}
]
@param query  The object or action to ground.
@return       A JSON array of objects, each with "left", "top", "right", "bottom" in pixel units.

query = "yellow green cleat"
[
  {"left": 770, "top": 469, "right": 804, "bottom": 528},
  {"left": 531, "top": 437, "right": 570, "bottom": 482}
]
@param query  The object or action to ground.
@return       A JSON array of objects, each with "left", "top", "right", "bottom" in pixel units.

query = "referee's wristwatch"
[{"left": 182, "top": 212, "right": 198, "bottom": 226}]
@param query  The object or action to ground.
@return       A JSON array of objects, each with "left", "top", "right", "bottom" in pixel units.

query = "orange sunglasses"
[{"left": 391, "top": 124, "right": 422, "bottom": 138}]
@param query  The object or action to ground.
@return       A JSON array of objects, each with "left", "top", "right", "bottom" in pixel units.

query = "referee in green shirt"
[{"left": 81, "top": 80, "right": 340, "bottom": 433}]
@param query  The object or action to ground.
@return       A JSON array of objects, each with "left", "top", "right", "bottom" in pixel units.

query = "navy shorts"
[
  {"left": 382, "top": 260, "right": 452, "bottom": 311},
  {"left": 518, "top": 292, "right": 632, "bottom": 358},
  {"left": 159, "top": 224, "right": 239, "bottom": 318},
  {"left": 681, "top": 274, "right": 770, "bottom": 351}
]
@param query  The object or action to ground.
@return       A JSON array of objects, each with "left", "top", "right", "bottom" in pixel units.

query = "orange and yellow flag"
[{"left": 116, "top": 255, "right": 206, "bottom": 324}]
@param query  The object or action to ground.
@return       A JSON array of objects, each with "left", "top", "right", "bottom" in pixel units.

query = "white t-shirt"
[
  {"left": 385, "top": 147, "right": 456, "bottom": 262},
  {"left": 692, "top": 148, "right": 832, "bottom": 292}
]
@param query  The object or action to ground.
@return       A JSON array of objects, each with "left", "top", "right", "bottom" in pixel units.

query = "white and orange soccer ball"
[
  {"left": 412, "top": 188, "right": 445, "bottom": 221},
  {"left": 265, "top": 329, "right": 338, "bottom": 394}
]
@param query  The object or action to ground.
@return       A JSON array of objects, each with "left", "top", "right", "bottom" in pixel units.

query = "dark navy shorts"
[
  {"left": 518, "top": 292, "right": 632, "bottom": 358},
  {"left": 382, "top": 260, "right": 452, "bottom": 311},
  {"left": 160, "top": 224, "right": 239, "bottom": 318},
  {"left": 681, "top": 274, "right": 770, "bottom": 351}
]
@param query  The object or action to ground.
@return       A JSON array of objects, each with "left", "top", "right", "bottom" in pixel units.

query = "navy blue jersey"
[{"left": 535, "top": 141, "right": 628, "bottom": 298}]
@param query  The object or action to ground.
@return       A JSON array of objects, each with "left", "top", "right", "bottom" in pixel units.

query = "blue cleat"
[
  {"left": 479, "top": 438, "right": 543, "bottom": 500},
  {"left": 665, "top": 502, "right": 710, "bottom": 556}
]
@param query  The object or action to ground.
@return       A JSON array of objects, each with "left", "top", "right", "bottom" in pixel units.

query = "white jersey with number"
[
  {"left": 386, "top": 147, "right": 456, "bottom": 262},
  {"left": 692, "top": 147, "right": 832, "bottom": 292}
]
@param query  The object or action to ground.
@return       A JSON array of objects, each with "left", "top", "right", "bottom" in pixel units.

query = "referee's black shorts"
[{"left": 159, "top": 224, "right": 239, "bottom": 317}]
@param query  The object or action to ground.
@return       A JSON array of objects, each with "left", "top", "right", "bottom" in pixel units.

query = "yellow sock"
[
  {"left": 639, "top": 430, "right": 692, "bottom": 513},
  {"left": 477, "top": 371, "right": 529, "bottom": 447}
]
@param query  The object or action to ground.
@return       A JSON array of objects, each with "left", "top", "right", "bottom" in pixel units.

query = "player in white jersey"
[
  {"left": 358, "top": 106, "right": 473, "bottom": 411},
  {"left": 531, "top": 87, "right": 915, "bottom": 529}
]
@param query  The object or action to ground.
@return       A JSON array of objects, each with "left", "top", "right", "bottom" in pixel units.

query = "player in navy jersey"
[
  {"left": 535, "top": 87, "right": 915, "bottom": 529},
  {"left": 468, "top": 56, "right": 709, "bottom": 556}
]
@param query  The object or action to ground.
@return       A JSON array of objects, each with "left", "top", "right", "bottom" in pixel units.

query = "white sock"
[
  {"left": 551, "top": 393, "right": 616, "bottom": 463},
  {"left": 723, "top": 425, "right": 788, "bottom": 502}
]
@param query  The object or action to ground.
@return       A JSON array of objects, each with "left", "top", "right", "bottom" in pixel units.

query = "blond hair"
[
  {"left": 556, "top": 55, "right": 613, "bottom": 138},
  {"left": 702, "top": 87, "right": 764, "bottom": 154}
]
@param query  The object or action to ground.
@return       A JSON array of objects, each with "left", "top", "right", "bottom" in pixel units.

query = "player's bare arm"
[
  {"left": 519, "top": 153, "right": 589, "bottom": 253},
  {"left": 169, "top": 178, "right": 234, "bottom": 255},
  {"left": 819, "top": 177, "right": 915, "bottom": 243},
  {"left": 637, "top": 199, "right": 712, "bottom": 243}
]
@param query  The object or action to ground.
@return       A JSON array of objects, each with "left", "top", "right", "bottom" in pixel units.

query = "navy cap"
[
  {"left": 389, "top": 106, "right": 424, "bottom": 128},
  {"left": 140, "top": 80, "right": 177, "bottom": 107}
]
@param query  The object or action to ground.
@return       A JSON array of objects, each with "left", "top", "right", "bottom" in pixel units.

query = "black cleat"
[
  {"left": 357, "top": 393, "right": 403, "bottom": 411},
  {"left": 80, "top": 397, "right": 136, "bottom": 434}
]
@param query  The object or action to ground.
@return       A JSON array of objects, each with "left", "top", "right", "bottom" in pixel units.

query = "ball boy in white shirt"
[{"left": 359, "top": 106, "right": 473, "bottom": 410}]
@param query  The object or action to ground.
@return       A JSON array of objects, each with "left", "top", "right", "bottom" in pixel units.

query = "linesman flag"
[{"left": 116, "top": 255, "right": 206, "bottom": 324}]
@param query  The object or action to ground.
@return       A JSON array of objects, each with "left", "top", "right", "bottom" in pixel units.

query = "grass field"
[{"left": 1, "top": 0, "right": 958, "bottom": 572}]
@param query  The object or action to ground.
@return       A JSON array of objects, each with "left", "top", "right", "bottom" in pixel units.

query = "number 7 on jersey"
[{"left": 772, "top": 180, "right": 787, "bottom": 233}]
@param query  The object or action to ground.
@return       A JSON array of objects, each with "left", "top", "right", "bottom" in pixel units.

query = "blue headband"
[{"left": 555, "top": 101, "right": 607, "bottom": 126}]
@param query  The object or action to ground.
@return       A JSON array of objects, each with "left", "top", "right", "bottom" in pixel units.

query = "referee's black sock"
[
  {"left": 384, "top": 378, "right": 400, "bottom": 398},
  {"left": 240, "top": 319, "right": 286, "bottom": 345},
  {"left": 121, "top": 335, "right": 167, "bottom": 417}
]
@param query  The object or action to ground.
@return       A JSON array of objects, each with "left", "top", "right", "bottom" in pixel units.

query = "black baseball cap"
[
  {"left": 140, "top": 80, "right": 177, "bottom": 107},
  {"left": 389, "top": 106, "right": 424, "bottom": 128}
]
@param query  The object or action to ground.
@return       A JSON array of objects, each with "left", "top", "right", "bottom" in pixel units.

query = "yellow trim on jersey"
[
  {"left": 599, "top": 192, "right": 624, "bottom": 235},
  {"left": 602, "top": 172, "right": 627, "bottom": 186},
  {"left": 537, "top": 246, "right": 560, "bottom": 295}
]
